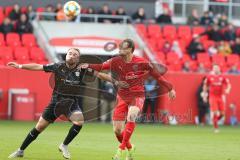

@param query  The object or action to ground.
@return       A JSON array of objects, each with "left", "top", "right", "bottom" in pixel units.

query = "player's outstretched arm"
[
  {"left": 94, "top": 71, "right": 129, "bottom": 88},
  {"left": 225, "top": 81, "right": 231, "bottom": 94},
  {"left": 7, "top": 62, "right": 44, "bottom": 71}
]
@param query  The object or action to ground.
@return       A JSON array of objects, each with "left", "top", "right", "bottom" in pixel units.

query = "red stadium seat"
[
  {"left": 166, "top": 52, "right": 179, "bottom": 64},
  {"left": 156, "top": 52, "right": 165, "bottom": 61},
  {"left": 163, "top": 25, "right": 176, "bottom": 41},
  {"left": 22, "top": 34, "right": 37, "bottom": 47},
  {"left": 192, "top": 26, "right": 205, "bottom": 35},
  {"left": 14, "top": 47, "right": 29, "bottom": 60},
  {"left": 212, "top": 54, "right": 226, "bottom": 66},
  {"left": 197, "top": 53, "right": 210, "bottom": 63},
  {"left": 30, "top": 47, "right": 45, "bottom": 62},
  {"left": 0, "top": 8, "right": 4, "bottom": 25},
  {"left": 36, "top": 7, "right": 45, "bottom": 13},
  {"left": 148, "top": 24, "right": 161, "bottom": 38},
  {"left": 0, "top": 33, "right": 5, "bottom": 46},
  {"left": 226, "top": 54, "right": 239, "bottom": 66},
  {"left": 6, "top": 33, "right": 21, "bottom": 47},
  {"left": 203, "top": 40, "right": 215, "bottom": 50},
  {"left": 0, "top": 46, "right": 14, "bottom": 62},
  {"left": 21, "top": 6, "right": 28, "bottom": 13},
  {"left": 181, "top": 54, "right": 191, "bottom": 63},
  {"left": 135, "top": 24, "right": 147, "bottom": 38},
  {"left": 167, "top": 61, "right": 182, "bottom": 72},
  {"left": 5, "top": 6, "right": 13, "bottom": 17},
  {"left": 178, "top": 26, "right": 191, "bottom": 39},
  {"left": 236, "top": 28, "right": 240, "bottom": 37}
]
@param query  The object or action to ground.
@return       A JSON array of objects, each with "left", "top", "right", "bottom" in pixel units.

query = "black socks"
[{"left": 63, "top": 124, "right": 82, "bottom": 145}]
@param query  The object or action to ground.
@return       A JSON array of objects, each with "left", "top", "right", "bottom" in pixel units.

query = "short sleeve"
[
  {"left": 43, "top": 63, "right": 59, "bottom": 73},
  {"left": 223, "top": 77, "right": 230, "bottom": 85}
]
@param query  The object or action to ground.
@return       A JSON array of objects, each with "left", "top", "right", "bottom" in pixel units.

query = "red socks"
[
  {"left": 119, "top": 122, "right": 136, "bottom": 150},
  {"left": 213, "top": 114, "right": 219, "bottom": 129},
  {"left": 115, "top": 132, "right": 123, "bottom": 143}
]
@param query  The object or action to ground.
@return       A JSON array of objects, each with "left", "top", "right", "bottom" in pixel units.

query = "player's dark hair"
[{"left": 120, "top": 39, "right": 135, "bottom": 53}]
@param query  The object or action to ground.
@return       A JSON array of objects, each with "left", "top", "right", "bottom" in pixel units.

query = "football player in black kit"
[{"left": 7, "top": 48, "right": 128, "bottom": 159}]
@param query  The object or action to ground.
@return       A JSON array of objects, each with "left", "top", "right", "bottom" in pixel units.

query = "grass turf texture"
[{"left": 0, "top": 121, "right": 239, "bottom": 160}]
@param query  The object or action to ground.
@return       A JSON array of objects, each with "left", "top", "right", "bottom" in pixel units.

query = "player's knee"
[
  {"left": 35, "top": 123, "right": 47, "bottom": 132},
  {"left": 72, "top": 120, "right": 84, "bottom": 126},
  {"left": 127, "top": 114, "right": 137, "bottom": 122},
  {"left": 114, "top": 128, "right": 122, "bottom": 135}
]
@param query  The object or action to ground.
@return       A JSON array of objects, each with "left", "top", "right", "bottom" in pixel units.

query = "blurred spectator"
[
  {"left": 132, "top": 7, "right": 146, "bottom": 23},
  {"left": 187, "top": 9, "right": 200, "bottom": 25},
  {"left": 197, "top": 77, "right": 209, "bottom": 125},
  {"left": 141, "top": 76, "right": 158, "bottom": 123},
  {"left": 43, "top": 5, "right": 55, "bottom": 21},
  {"left": 9, "top": 3, "right": 21, "bottom": 22},
  {"left": 55, "top": 3, "right": 64, "bottom": 21},
  {"left": 187, "top": 36, "right": 205, "bottom": 59},
  {"left": 224, "top": 24, "right": 236, "bottom": 42},
  {"left": 156, "top": 8, "right": 172, "bottom": 24},
  {"left": 228, "top": 64, "right": 240, "bottom": 74},
  {"left": 182, "top": 61, "right": 191, "bottom": 72},
  {"left": 232, "top": 37, "right": 240, "bottom": 55},
  {"left": 98, "top": 4, "right": 112, "bottom": 23},
  {"left": 79, "top": 7, "right": 95, "bottom": 22},
  {"left": 27, "top": 4, "right": 34, "bottom": 18},
  {"left": 218, "top": 14, "right": 228, "bottom": 27},
  {"left": 197, "top": 63, "right": 207, "bottom": 73},
  {"left": 116, "top": 7, "right": 126, "bottom": 16},
  {"left": 218, "top": 41, "right": 232, "bottom": 55},
  {"left": 201, "top": 24, "right": 222, "bottom": 42},
  {"left": 229, "top": 103, "right": 238, "bottom": 126},
  {"left": 55, "top": 3, "right": 62, "bottom": 13},
  {"left": 0, "top": 17, "right": 14, "bottom": 34},
  {"left": 162, "top": 41, "right": 171, "bottom": 54},
  {"left": 200, "top": 11, "right": 213, "bottom": 26},
  {"left": 171, "top": 41, "right": 183, "bottom": 58},
  {"left": 16, "top": 13, "right": 33, "bottom": 34},
  {"left": 56, "top": 8, "right": 66, "bottom": 21},
  {"left": 114, "top": 7, "right": 127, "bottom": 23},
  {"left": 207, "top": 44, "right": 218, "bottom": 56}
]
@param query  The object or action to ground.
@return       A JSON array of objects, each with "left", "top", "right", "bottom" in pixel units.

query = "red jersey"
[
  {"left": 206, "top": 74, "right": 229, "bottom": 97},
  {"left": 89, "top": 55, "right": 173, "bottom": 98}
]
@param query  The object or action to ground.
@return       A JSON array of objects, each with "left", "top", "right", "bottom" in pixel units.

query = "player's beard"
[{"left": 66, "top": 59, "right": 77, "bottom": 68}]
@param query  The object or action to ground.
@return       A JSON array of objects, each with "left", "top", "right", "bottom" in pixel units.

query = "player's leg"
[
  {"left": 218, "top": 96, "right": 226, "bottom": 121},
  {"left": 112, "top": 95, "right": 128, "bottom": 144},
  {"left": 209, "top": 97, "right": 219, "bottom": 132},
  {"left": 112, "top": 96, "right": 129, "bottom": 160},
  {"left": 8, "top": 117, "right": 50, "bottom": 158},
  {"left": 113, "top": 120, "right": 125, "bottom": 144},
  {"left": 59, "top": 111, "right": 84, "bottom": 159},
  {"left": 119, "top": 106, "right": 140, "bottom": 150}
]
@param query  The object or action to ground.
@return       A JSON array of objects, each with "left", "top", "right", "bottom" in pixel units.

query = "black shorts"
[{"left": 42, "top": 95, "right": 82, "bottom": 123}]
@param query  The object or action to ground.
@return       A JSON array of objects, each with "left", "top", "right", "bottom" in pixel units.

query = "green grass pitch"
[{"left": 0, "top": 120, "right": 239, "bottom": 160}]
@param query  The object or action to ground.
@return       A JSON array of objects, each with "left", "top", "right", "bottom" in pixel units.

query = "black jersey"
[
  {"left": 42, "top": 62, "right": 94, "bottom": 122},
  {"left": 43, "top": 62, "right": 93, "bottom": 97}
]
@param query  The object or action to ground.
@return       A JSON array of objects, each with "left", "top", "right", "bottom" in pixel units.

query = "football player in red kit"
[
  {"left": 79, "top": 39, "right": 176, "bottom": 160},
  {"left": 203, "top": 64, "right": 231, "bottom": 133}
]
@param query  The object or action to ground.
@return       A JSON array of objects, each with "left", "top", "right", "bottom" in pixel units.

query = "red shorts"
[
  {"left": 112, "top": 95, "right": 145, "bottom": 121},
  {"left": 209, "top": 96, "right": 225, "bottom": 112}
]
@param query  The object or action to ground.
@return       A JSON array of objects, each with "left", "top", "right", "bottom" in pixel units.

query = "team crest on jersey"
[
  {"left": 75, "top": 71, "right": 80, "bottom": 77},
  {"left": 132, "top": 64, "right": 138, "bottom": 71}
]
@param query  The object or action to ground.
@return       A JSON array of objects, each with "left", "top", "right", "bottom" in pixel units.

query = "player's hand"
[
  {"left": 225, "top": 89, "right": 230, "bottom": 95},
  {"left": 7, "top": 62, "right": 20, "bottom": 69},
  {"left": 168, "top": 89, "right": 176, "bottom": 100},
  {"left": 78, "top": 63, "right": 89, "bottom": 69},
  {"left": 115, "top": 81, "right": 129, "bottom": 88}
]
